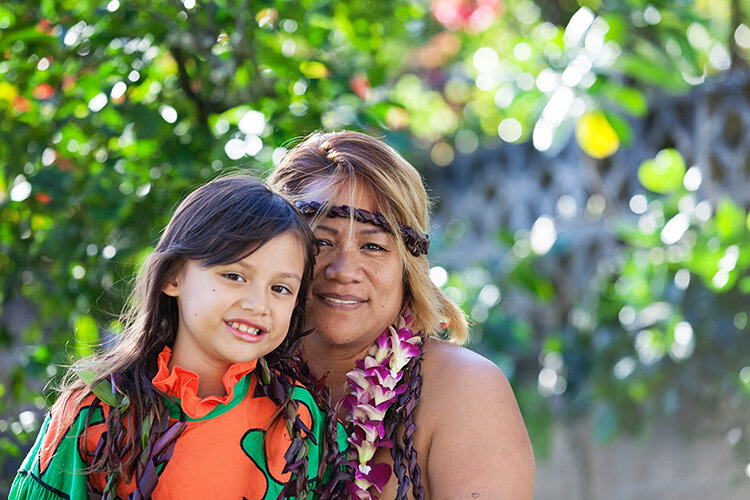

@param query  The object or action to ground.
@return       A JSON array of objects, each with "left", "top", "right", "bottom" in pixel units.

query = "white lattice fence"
[{"left": 422, "top": 71, "right": 750, "bottom": 334}]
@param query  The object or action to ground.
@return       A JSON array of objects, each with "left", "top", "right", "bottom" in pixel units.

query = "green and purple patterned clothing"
[{"left": 10, "top": 347, "right": 344, "bottom": 499}]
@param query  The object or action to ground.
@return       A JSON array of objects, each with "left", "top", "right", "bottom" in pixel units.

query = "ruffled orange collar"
[{"left": 151, "top": 346, "right": 257, "bottom": 419}]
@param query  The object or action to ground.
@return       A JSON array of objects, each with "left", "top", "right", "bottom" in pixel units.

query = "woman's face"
[{"left": 304, "top": 180, "right": 405, "bottom": 349}]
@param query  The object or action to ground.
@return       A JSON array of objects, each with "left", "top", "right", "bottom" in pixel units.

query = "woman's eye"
[
  {"left": 272, "top": 284, "right": 293, "bottom": 295},
  {"left": 316, "top": 238, "right": 332, "bottom": 247},
  {"left": 363, "top": 243, "right": 386, "bottom": 251},
  {"left": 223, "top": 273, "right": 245, "bottom": 282}
]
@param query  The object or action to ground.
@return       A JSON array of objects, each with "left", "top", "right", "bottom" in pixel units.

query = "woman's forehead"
[{"left": 304, "top": 177, "right": 381, "bottom": 213}]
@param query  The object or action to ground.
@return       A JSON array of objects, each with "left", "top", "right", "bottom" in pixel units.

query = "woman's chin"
[{"left": 308, "top": 322, "right": 383, "bottom": 348}]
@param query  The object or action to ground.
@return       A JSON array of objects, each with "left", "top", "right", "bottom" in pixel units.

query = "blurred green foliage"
[
  {"left": 446, "top": 146, "right": 750, "bottom": 459},
  {"left": 2, "top": 0, "right": 750, "bottom": 490}
]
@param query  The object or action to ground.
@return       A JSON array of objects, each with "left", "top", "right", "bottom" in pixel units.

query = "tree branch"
[{"left": 170, "top": 45, "right": 211, "bottom": 128}]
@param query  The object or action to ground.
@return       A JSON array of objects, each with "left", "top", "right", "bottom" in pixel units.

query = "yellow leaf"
[
  {"left": 575, "top": 111, "right": 620, "bottom": 159},
  {"left": 0, "top": 81, "right": 18, "bottom": 102},
  {"left": 156, "top": 53, "right": 178, "bottom": 75},
  {"left": 299, "top": 61, "right": 329, "bottom": 79},
  {"left": 31, "top": 215, "right": 52, "bottom": 231},
  {"left": 74, "top": 104, "right": 89, "bottom": 118},
  {"left": 256, "top": 8, "right": 278, "bottom": 28}
]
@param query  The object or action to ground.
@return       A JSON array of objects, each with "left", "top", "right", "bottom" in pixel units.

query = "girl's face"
[
  {"left": 305, "top": 180, "right": 405, "bottom": 350},
  {"left": 163, "top": 232, "right": 306, "bottom": 374}
]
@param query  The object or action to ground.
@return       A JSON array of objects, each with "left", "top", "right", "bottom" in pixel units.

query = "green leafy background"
[{"left": 2, "top": 0, "right": 750, "bottom": 492}]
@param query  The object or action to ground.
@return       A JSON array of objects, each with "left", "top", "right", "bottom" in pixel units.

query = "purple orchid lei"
[{"left": 341, "top": 310, "right": 423, "bottom": 499}]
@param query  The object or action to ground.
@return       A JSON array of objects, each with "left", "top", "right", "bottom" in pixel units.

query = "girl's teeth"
[{"left": 230, "top": 322, "right": 260, "bottom": 335}]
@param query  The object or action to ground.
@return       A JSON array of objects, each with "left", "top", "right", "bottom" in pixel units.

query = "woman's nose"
[{"left": 322, "top": 247, "right": 362, "bottom": 284}]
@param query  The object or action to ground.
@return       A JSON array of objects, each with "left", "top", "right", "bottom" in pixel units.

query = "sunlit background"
[{"left": 2, "top": 1, "right": 750, "bottom": 498}]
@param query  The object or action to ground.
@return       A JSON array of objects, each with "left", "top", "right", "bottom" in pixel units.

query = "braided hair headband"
[{"left": 295, "top": 200, "right": 431, "bottom": 257}]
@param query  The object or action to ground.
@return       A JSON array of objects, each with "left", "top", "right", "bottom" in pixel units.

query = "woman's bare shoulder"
[
  {"left": 417, "top": 337, "right": 535, "bottom": 499},
  {"left": 418, "top": 338, "right": 520, "bottom": 420},
  {"left": 421, "top": 337, "right": 509, "bottom": 388}
]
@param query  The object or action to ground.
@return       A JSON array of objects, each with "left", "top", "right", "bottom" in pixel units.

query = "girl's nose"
[{"left": 240, "top": 290, "right": 267, "bottom": 315}]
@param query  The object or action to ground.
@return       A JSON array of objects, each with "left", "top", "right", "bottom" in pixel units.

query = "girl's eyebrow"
[
  {"left": 276, "top": 272, "right": 302, "bottom": 283},
  {"left": 233, "top": 261, "right": 302, "bottom": 283}
]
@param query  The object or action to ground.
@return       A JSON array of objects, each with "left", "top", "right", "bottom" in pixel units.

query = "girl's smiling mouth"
[{"left": 224, "top": 320, "right": 267, "bottom": 342}]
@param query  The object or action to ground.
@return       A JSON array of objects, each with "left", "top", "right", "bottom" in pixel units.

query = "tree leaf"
[
  {"left": 715, "top": 197, "right": 745, "bottom": 241},
  {"left": 575, "top": 111, "right": 620, "bottom": 159},
  {"left": 638, "top": 149, "right": 686, "bottom": 193},
  {"left": 73, "top": 314, "right": 99, "bottom": 358}
]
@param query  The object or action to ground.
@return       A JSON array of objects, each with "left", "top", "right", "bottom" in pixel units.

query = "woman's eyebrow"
[
  {"left": 360, "top": 227, "right": 387, "bottom": 236},
  {"left": 317, "top": 223, "right": 388, "bottom": 236}
]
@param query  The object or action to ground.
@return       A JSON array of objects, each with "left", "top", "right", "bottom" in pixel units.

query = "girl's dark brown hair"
[{"left": 57, "top": 175, "right": 340, "bottom": 497}]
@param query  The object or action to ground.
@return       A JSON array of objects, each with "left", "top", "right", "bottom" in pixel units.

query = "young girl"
[{"left": 10, "top": 176, "right": 345, "bottom": 499}]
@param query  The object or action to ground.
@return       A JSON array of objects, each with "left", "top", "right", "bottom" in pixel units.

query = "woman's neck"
[{"left": 300, "top": 333, "right": 376, "bottom": 404}]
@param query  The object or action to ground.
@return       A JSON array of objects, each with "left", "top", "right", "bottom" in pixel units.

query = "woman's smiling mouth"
[{"left": 318, "top": 293, "right": 366, "bottom": 307}]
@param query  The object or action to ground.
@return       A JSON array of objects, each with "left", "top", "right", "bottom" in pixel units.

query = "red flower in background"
[
  {"left": 56, "top": 158, "right": 75, "bottom": 171},
  {"left": 12, "top": 96, "right": 31, "bottom": 113},
  {"left": 431, "top": 0, "right": 502, "bottom": 32},
  {"left": 413, "top": 32, "right": 462, "bottom": 69},
  {"left": 349, "top": 74, "right": 372, "bottom": 101},
  {"left": 36, "top": 19, "right": 53, "bottom": 35},
  {"left": 35, "top": 193, "right": 52, "bottom": 204},
  {"left": 33, "top": 83, "right": 55, "bottom": 100},
  {"left": 62, "top": 76, "right": 76, "bottom": 92}
]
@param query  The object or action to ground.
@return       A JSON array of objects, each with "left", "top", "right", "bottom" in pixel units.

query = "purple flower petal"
[
  {"left": 362, "top": 463, "right": 392, "bottom": 491},
  {"left": 342, "top": 310, "right": 423, "bottom": 497}
]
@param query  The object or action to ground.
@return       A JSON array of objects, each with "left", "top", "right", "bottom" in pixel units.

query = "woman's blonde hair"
[{"left": 268, "top": 130, "right": 468, "bottom": 343}]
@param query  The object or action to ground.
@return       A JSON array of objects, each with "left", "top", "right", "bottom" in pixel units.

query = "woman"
[{"left": 269, "top": 131, "right": 534, "bottom": 499}]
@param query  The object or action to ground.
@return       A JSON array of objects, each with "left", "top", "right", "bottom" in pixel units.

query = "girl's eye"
[
  {"left": 272, "top": 284, "right": 293, "bottom": 295},
  {"left": 223, "top": 273, "right": 245, "bottom": 282},
  {"left": 316, "top": 238, "right": 332, "bottom": 247}
]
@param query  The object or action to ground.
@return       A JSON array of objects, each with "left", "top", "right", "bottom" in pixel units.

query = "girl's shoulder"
[
  {"left": 40, "top": 391, "right": 104, "bottom": 470},
  {"left": 49, "top": 389, "right": 101, "bottom": 421},
  {"left": 9, "top": 390, "right": 106, "bottom": 500}
]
